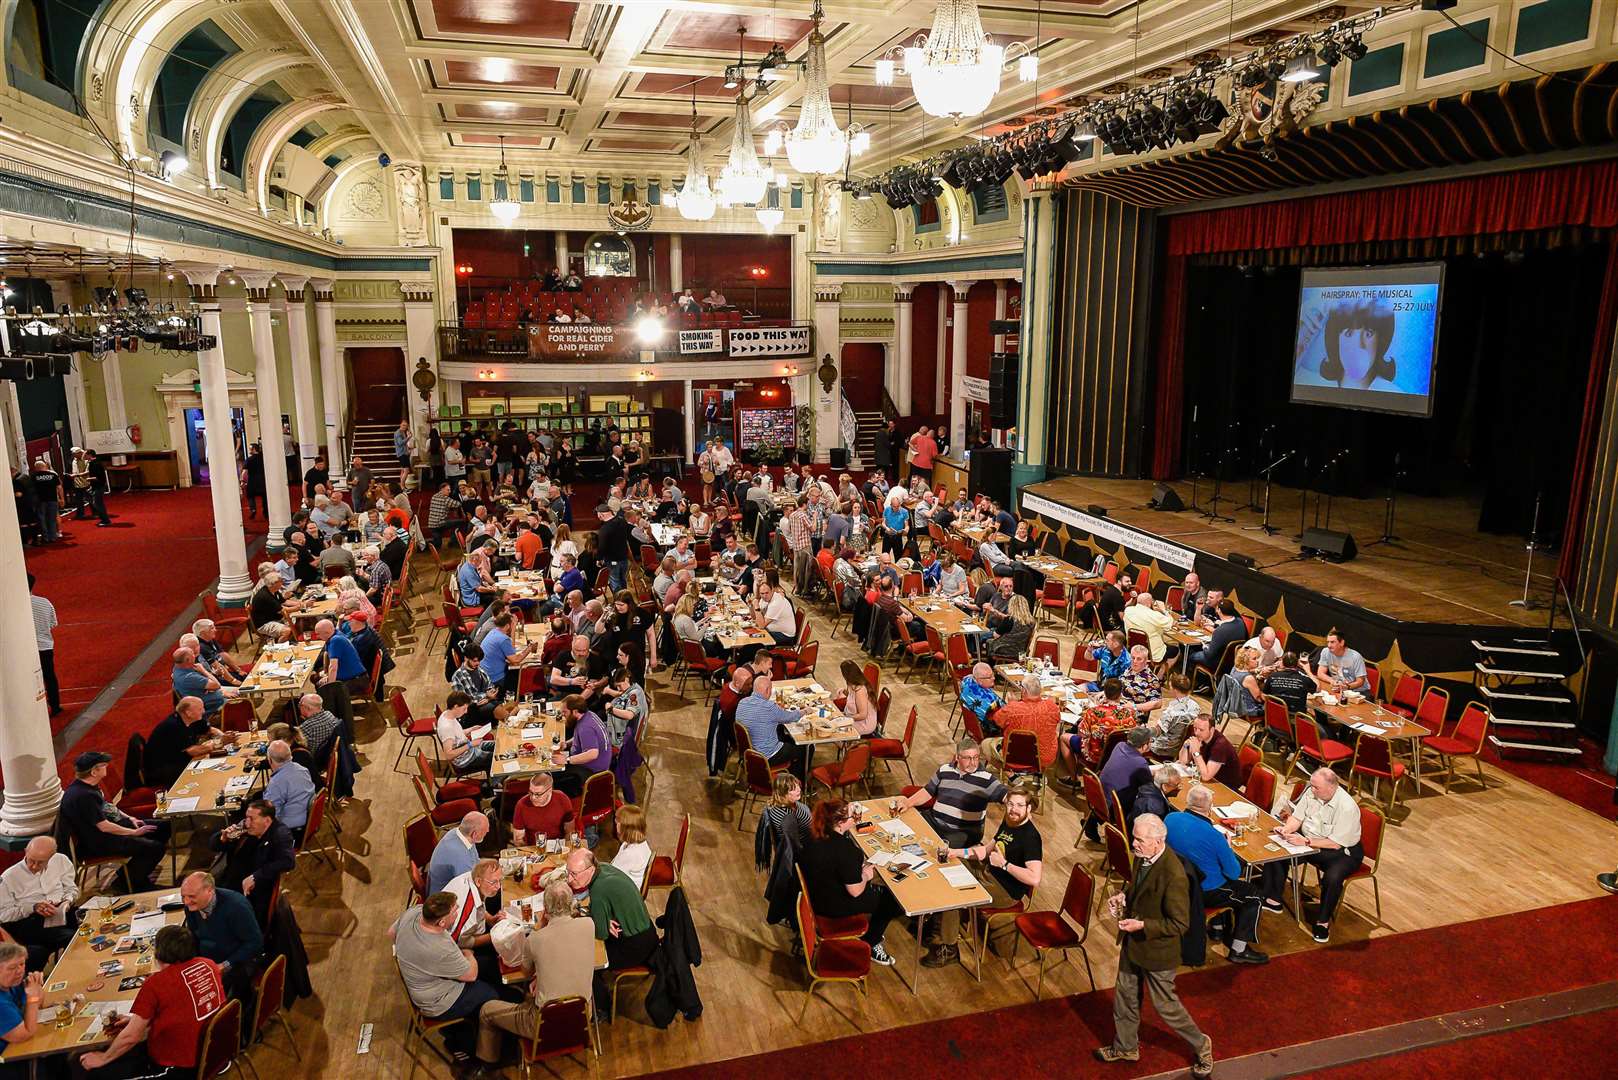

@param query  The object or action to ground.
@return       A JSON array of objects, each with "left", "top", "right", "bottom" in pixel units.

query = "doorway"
[
  {"left": 183, "top": 407, "right": 246, "bottom": 485},
  {"left": 693, "top": 388, "right": 735, "bottom": 451},
  {"left": 348, "top": 347, "right": 406, "bottom": 423}
]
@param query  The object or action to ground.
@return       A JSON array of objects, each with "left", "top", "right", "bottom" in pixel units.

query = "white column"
[
  {"left": 311, "top": 279, "right": 343, "bottom": 469},
  {"left": 240, "top": 273, "right": 292, "bottom": 538},
  {"left": 279, "top": 277, "right": 320, "bottom": 476},
  {"left": 993, "top": 280, "right": 1009, "bottom": 352},
  {"left": 681, "top": 378, "right": 695, "bottom": 464},
  {"left": 894, "top": 283, "right": 914, "bottom": 416},
  {"left": 45, "top": 280, "right": 90, "bottom": 449},
  {"left": 934, "top": 287, "right": 948, "bottom": 417},
  {"left": 402, "top": 282, "right": 438, "bottom": 447},
  {"left": 949, "top": 281, "right": 971, "bottom": 453},
  {"left": 101, "top": 350, "right": 128, "bottom": 436},
  {"left": 669, "top": 234, "right": 683, "bottom": 295},
  {"left": 178, "top": 263, "right": 253, "bottom": 603},
  {"left": 553, "top": 231, "right": 569, "bottom": 276},
  {"left": 812, "top": 284, "right": 842, "bottom": 463},
  {"left": 0, "top": 418, "right": 61, "bottom": 835}
]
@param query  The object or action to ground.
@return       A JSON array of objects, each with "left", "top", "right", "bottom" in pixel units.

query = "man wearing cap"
[
  {"left": 58, "top": 753, "right": 170, "bottom": 892},
  {"left": 338, "top": 610, "right": 389, "bottom": 700}
]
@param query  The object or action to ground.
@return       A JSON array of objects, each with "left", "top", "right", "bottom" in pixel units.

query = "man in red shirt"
[
  {"left": 510, "top": 772, "right": 574, "bottom": 844},
  {"left": 77, "top": 924, "right": 223, "bottom": 1077},
  {"left": 992, "top": 674, "right": 1063, "bottom": 771},
  {"left": 908, "top": 426, "right": 940, "bottom": 486},
  {"left": 513, "top": 521, "right": 544, "bottom": 570}
]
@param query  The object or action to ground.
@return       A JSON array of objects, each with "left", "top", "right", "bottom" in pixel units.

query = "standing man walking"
[
  {"left": 1095, "top": 813, "right": 1213, "bottom": 1077},
  {"left": 29, "top": 574, "right": 60, "bottom": 717}
]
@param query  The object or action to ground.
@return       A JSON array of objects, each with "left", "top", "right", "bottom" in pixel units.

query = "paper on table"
[
  {"left": 878, "top": 819, "right": 915, "bottom": 839},
  {"left": 1218, "top": 802, "right": 1258, "bottom": 818},
  {"left": 165, "top": 797, "right": 200, "bottom": 813},
  {"left": 1269, "top": 833, "right": 1312, "bottom": 856},
  {"left": 939, "top": 864, "right": 979, "bottom": 889},
  {"left": 224, "top": 775, "right": 254, "bottom": 793},
  {"left": 1349, "top": 721, "right": 1382, "bottom": 734},
  {"left": 129, "top": 911, "right": 167, "bottom": 935},
  {"left": 866, "top": 851, "right": 897, "bottom": 868},
  {"left": 961, "top": 623, "right": 985, "bottom": 634},
  {"left": 520, "top": 727, "right": 547, "bottom": 740}
]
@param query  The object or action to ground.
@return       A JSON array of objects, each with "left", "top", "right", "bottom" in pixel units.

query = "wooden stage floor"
[{"left": 1027, "top": 476, "right": 1558, "bottom": 627}]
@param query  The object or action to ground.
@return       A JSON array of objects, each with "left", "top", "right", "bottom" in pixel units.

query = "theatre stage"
[{"left": 1026, "top": 476, "right": 1555, "bottom": 628}]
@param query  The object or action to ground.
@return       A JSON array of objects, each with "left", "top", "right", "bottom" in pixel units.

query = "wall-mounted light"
[
  {"left": 476, "top": 369, "right": 497, "bottom": 380},
  {"left": 159, "top": 149, "right": 188, "bottom": 179}
]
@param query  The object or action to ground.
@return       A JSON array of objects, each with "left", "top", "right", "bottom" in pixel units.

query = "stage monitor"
[{"left": 1290, "top": 263, "right": 1444, "bottom": 417}]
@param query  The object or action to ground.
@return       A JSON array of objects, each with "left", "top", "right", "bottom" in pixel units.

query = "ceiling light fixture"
[
  {"left": 905, "top": 0, "right": 1005, "bottom": 118},
  {"left": 677, "top": 91, "right": 717, "bottom": 222},
  {"left": 718, "top": 40, "right": 771, "bottom": 207},
  {"left": 1019, "top": 0, "right": 1042, "bottom": 84},
  {"left": 785, "top": 1, "right": 850, "bottom": 176},
  {"left": 488, "top": 135, "right": 521, "bottom": 225}
]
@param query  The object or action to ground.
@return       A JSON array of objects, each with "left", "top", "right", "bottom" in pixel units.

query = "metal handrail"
[{"left": 1550, "top": 574, "right": 1587, "bottom": 670}]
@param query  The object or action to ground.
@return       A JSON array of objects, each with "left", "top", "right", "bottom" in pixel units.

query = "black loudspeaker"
[
  {"left": 1301, "top": 527, "right": 1358, "bottom": 562},
  {"left": 989, "top": 319, "right": 1020, "bottom": 336},
  {"left": 829, "top": 447, "right": 848, "bottom": 469},
  {"left": 1148, "top": 483, "right": 1185, "bottom": 512},
  {"left": 1087, "top": 504, "right": 1108, "bottom": 518},
  {"left": 988, "top": 351, "right": 1019, "bottom": 427},
  {"left": 968, "top": 447, "right": 1013, "bottom": 508},
  {"left": 1228, "top": 552, "right": 1257, "bottom": 570}
]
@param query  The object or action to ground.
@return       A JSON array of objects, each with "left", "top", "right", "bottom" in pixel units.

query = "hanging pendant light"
[
  {"left": 489, "top": 135, "right": 521, "bottom": 225},
  {"left": 904, "top": 0, "right": 1005, "bottom": 119},
  {"left": 718, "top": 83, "right": 771, "bottom": 206},
  {"left": 785, "top": 1, "right": 848, "bottom": 176},
  {"left": 677, "top": 93, "right": 716, "bottom": 222}
]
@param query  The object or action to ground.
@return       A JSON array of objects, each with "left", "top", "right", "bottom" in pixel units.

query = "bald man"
[
  {"left": 144, "top": 696, "right": 221, "bottom": 789},
  {"left": 0, "top": 838, "right": 78, "bottom": 969}
]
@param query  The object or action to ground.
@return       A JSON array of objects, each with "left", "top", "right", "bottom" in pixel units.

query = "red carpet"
[
  {"left": 1482, "top": 739, "right": 1616, "bottom": 822},
  {"left": 23, "top": 487, "right": 265, "bottom": 735},
  {"left": 643, "top": 896, "right": 1618, "bottom": 1079},
  {"left": 1298, "top": 1007, "right": 1618, "bottom": 1079}
]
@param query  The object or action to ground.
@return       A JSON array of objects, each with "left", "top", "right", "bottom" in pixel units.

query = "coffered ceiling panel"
[
  {"left": 441, "top": 60, "right": 562, "bottom": 91},
  {"left": 419, "top": 0, "right": 582, "bottom": 42}
]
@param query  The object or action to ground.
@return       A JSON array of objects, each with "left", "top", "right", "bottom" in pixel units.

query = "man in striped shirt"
[
  {"left": 29, "top": 574, "right": 59, "bottom": 716},
  {"left": 905, "top": 739, "right": 1008, "bottom": 846}
]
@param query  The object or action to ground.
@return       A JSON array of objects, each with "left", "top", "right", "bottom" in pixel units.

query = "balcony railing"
[{"left": 438, "top": 319, "right": 815, "bottom": 364}]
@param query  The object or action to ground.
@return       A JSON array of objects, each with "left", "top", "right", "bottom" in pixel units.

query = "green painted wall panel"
[
  {"left": 1515, "top": 0, "right": 1593, "bottom": 56},
  {"left": 1347, "top": 41, "right": 1405, "bottom": 97},
  {"left": 1423, "top": 18, "right": 1489, "bottom": 77}
]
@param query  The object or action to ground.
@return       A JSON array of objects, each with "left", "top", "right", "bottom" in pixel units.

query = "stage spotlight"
[
  {"left": 123, "top": 288, "right": 148, "bottom": 306},
  {"left": 1341, "top": 35, "right": 1367, "bottom": 61},
  {"left": 1282, "top": 52, "right": 1321, "bottom": 82},
  {"left": 634, "top": 314, "right": 665, "bottom": 346},
  {"left": 1238, "top": 64, "right": 1267, "bottom": 88},
  {"left": 1265, "top": 56, "right": 1288, "bottom": 80},
  {"left": 1318, "top": 39, "right": 1342, "bottom": 66}
]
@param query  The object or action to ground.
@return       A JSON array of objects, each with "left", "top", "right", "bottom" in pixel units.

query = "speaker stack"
[{"left": 988, "top": 318, "right": 1020, "bottom": 428}]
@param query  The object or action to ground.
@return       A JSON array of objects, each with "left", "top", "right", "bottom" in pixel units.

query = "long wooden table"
[
  {"left": 1167, "top": 779, "right": 1311, "bottom": 924},
  {"left": 1311, "top": 694, "right": 1431, "bottom": 787},
  {"left": 493, "top": 569, "right": 550, "bottom": 603},
  {"left": 3, "top": 890, "right": 186, "bottom": 1062},
  {"left": 847, "top": 802, "right": 991, "bottom": 994},
  {"left": 237, "top": 640, "right": 325, "bottom": 697},
  {"left": 774, "top": 678, "right": 858, "bottom": 771},
  {"left": 700, "top": 585, "right": 774, "bottom": 652},
  {"left": 288, "top": 585, "right": 341, "bottom": 624},
  {"left": 993, "top": 663, "right": 1095, "bottom": 728},
  {"left": 494, "top": 847, "right": 608, "bottom": 982},
  {"left": 491, "top": 704, "right": 569, "bottom": 780},
  {"left": 901, "top": 597, "right": 981, "bottom": 637},
  {"left": 156, "top": 739, "right": 266, "bottom": 820}
]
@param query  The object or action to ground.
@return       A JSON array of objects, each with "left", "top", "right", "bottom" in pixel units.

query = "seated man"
[
  {"left": 261, "top": 741, "right": 315, "bottom": 840},
  {"left": 389, "top": 891, "right": 502, "bottom": 1067},
  {"left": 1063, "top": 678, "right": 1137, "bottom": 776},
  {"left": 442, "top": 859, "right": 509, "bottom": 985},
  {"left": 452, "top": 644, "right": 511, "bottom": 727},
  {"left": 1307, "top": 628, "right": 1368, "bottom": 693},
  {"left": 1144, "top": 673, "right": 1199, "bottom": 757},
  {"left": 0, "top": 838, "right": 77, "bottom": 971},
  {"left": 210, "top": 800, "right": 296, "bottom": 926},
  {"left": 1087, "top": 726, "right": 1152, "bottom": 842},
  {"left": 564, "top": 850, "right": 658, "bottom": 1016},
  {"left": 1244, "top": 626, "right": 1284, "bottom": 676},
  {"left": 475, "top": 879, "right": 596, "bottom": 1066},
  {"left": 1167, "top": 787, "right": 1268, "bottom": 965},
  {"left": 1085, "top": 630, "right": 1130, "bottom": 690},
  {"left": 1262, "top": 651, "right": 1315, "bottom": 720},
  {"left": 143, "top": 696, "right": 222, "bottom": 789},
  {"left": 958, "top": 662, "right": 1004, "bottom": 735},
  {"left": 170, "top": 647, "right": 236, "bottom": 719},
  {"left": 1121, "top": 593, "right": 1176, "bottom": 666},
  {"left": 1178, "top": 712, "right": 1243, "bottom": 789},
  {"left": 510, "top": 772, "right": 574, "bottom": 845},
  {"left": 191, "top": 619, "right": 244, "bottom": 686},
  {"left": 428, "top": 812, "right": 490, "bottom": 896},
  {"left": 924, "top": 783, "right": 1042, "bottom": 970},
  {"left": 735, "top": 675, "right": 804, "bottom": 781},
  {"left": 1188, "top": 599, "right": 1246, "bottom": 671},
  {"left": 905, "top": 739, "right": 1007, "bottom": 847},
  {"left": 1259, "top": 769, "right": 1364, "bottom": 944},
  {"left": 179, "top": 872, "right": 262, "bottom": 1000},
  {"left": 437, "top": 692, "right": 495, "bottom": 778},
  {"left": 989, "top": 675, "right": 1061, "bottom": 772},
  {"left": 58, "top": 752, "right": 170, "bottom": 893},
  {"left": 75, "top": 925, "right": 224, "bottom": 1078},
  {"left": 1127, "top": 764, "right": 1179, "bottom": 826}
]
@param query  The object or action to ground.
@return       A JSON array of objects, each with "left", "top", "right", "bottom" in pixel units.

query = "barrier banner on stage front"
[
  {"left": 678, "top": 328, "right": 724, "bottom": 354},
  {"left": 527, "top": 324, "right": 639, "bottom": 358},
  {"left": 1021, "top": 492, "right": 1197, "bottom": 571},
  {"left": 728, "top": 326, "right": 812, "bottom": 357}
]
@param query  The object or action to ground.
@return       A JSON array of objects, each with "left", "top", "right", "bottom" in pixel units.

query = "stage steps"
[
  {"left": 350, "top": 422, "right": 400, "bottom": 468},
  {"left": 850, "top": 410, "right": 884, "bottom": 469},
  {"left": 1472, "top": 637, "right": 1584, "bottom": 759}
]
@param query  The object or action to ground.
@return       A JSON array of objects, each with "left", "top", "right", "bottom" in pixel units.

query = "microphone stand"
[
  {"left": 1509, "top": 491, "right": 1543, "bottom": 611},
  {"left": 1294, "top": 453, "right": 1311, "bottom": 539},
  {"left": 1244, "top": 450, "right": 1293, "bottom": 535},
  {"left": 1366, "top": 451, "right": 1404, "bottom": 548},
  {"left": 1187, "top": 404, "right": 1205, "bottom": 514},
  {"left": 1316, "top": 449, "right": 1347, "bottom": 530},
  {"left": 1235, "top": 424, "right": 1271, "bottom": 514},
  {"left": 1202, "top": 446, "right": 1235, "bottom": 524}
]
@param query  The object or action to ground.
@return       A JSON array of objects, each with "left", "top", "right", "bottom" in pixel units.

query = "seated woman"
[
  {"left": 800, "top": 797, "right": 902, "bottom": 967},
  {"left": 838, "top": 660, "right": 879, "bottom": 736},
  {"left": 983, "top": 595, "right": 1036, "bottom": 662},
  {"left": 688, "top": 504, "right": 712, "bottom": 538},
  {"left": 934, "top": 551, "right": 969, "bottom": 601},
  {"left": 1229, "top": 646, "right": 1267, "bottom": 725},
  {"left": 831, "top": 548, "right": 863, "bottom": 610},
  {"left": 602, "top": 665, "right": 648, "bottom": 750}
]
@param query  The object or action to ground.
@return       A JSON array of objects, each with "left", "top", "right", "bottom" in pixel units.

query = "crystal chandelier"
[
  {"left": 755, "top": 205, "right": 784, "bottom": 231},
  {"left": 677, "top": 96, "right": 716, "bottom": 221},
  {"left": 904, "top": 0, "right": 1005, "bottom": 119},
  {"left": 718, "top": 88, "right": 770, "bottom": 206},
  {"left": 785, "top": 1, "right": 848, "bottom": 176},
  {"left": 488, "top": 135, "right": 521, "bottom": 225}
]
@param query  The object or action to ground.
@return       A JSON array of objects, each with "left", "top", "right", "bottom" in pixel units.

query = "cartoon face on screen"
[{"left": 1320, "top": 299, "right": 1396, "bottom": 389}]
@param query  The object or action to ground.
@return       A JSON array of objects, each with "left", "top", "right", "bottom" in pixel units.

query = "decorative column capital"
[
  {"left": 173, "top": 262, "right": 223, "bottom": 303},
  {"left": 894, "top": 281, "right": 914, "bottom": 302},
  {"left": 400, "top": 280, "right": 435, "bottom": 303},
  {"left": 236, "top": 270, "right": 278, "bottom": 303},
  {"left": 277, "top": 273, "right": 309, "bottom": 300},
  {"left": 948, "top": 280, "right": 974, "bottom": 302},
  {"left": 309, "top": 277, "right": 336, "bottom": 302},
  {"left": 814, "top": 282, "right": 842, "bottom": 304}
]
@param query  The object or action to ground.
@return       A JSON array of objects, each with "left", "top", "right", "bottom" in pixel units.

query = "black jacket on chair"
[
  {"left": 1176, "top": 850, "right": 1208, "bottom": 968},
  {"left": 645, "top": 886, "right": 702, "bottom": 1028}
]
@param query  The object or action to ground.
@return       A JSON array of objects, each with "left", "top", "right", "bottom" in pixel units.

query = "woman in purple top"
[{"left": 553, "top": 693, "right": 610, "bottom": 799}]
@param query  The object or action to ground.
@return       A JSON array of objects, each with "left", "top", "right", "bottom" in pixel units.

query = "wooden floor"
[
  {"left": 1029, "top": 477, "right": 1557, "bottom": 627},
  {"left": 223, "top": 554, "right": 1612, "bottom": 1080}
]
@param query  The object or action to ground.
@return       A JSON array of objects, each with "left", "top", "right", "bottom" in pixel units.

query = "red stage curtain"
[
  {"left": 1150, "top": 256, "right": 1187, "bottom": 479},
  {"left": 1558, "top": 234, "right": 1618, "bottom": 589},
  {"left": 1164, "top": 159, "right": 1618, "bottom": 256}
]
